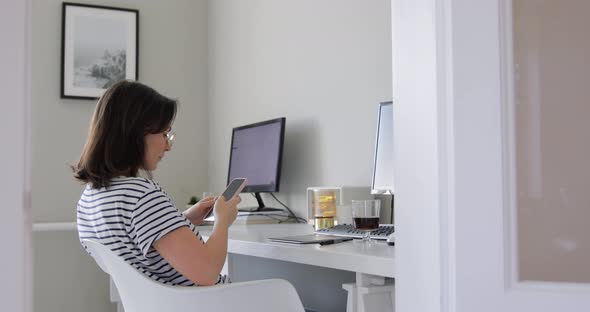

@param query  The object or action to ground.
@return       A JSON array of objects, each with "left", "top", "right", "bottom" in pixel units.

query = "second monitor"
[{"left": 227, "top": 117, "right": 286, "bottom": 212}]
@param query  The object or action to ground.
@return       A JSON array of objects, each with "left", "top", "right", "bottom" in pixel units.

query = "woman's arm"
[{"left": 153, "top": 196, "right": 239, "bottom": 286}]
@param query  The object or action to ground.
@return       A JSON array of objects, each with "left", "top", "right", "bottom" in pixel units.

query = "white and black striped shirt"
[{"left": 77, "top": 177, "right": 226, "bottom": 286}]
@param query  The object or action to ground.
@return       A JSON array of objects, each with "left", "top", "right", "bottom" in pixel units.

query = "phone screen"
[
  {"left": 203, "top": 178, "right": 247, "bottom": 220},
  {"left": 221, "top": 178, "right": 246, "bottom": 200}
]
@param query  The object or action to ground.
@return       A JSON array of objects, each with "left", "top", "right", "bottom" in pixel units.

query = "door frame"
[{"left": 0, "top": 0, "right": 33, "bottom": 311}]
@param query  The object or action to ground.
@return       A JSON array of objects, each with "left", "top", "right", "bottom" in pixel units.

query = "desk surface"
[{"left": 199, "top": 223, "right": 395, "bottom": 278}]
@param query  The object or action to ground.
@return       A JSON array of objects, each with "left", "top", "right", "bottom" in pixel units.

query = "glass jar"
[{"left": 310, "top": 189, "right": 337, "bottom": 229}]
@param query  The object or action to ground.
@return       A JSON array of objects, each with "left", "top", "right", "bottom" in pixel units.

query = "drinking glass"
[{"left": 351, "top": 200, "right": 381, "bottom": 242}]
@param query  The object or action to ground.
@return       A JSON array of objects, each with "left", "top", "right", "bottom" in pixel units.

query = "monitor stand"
[{"left": 238, "top": 192, "right": 283, "bottom": 213}]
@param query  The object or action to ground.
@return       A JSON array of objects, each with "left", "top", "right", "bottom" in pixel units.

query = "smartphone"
[
  {"left": 221, "top": 178, "right": 248, "bottom": 200},
  {"left": 203, "top": 178, "right": 248, "bottom": 220}
]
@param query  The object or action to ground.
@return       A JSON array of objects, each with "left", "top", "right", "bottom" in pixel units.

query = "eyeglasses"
[{"left": 165, "top": 132, "right": 175, "bottom": 147}]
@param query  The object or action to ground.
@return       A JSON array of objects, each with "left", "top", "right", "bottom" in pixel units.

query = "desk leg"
[
  {"left": 342, "top": 273, "right": 395, "bottom": 312},
  {"left": 342, "top": 283, "right": 357, "bottom": 312}
]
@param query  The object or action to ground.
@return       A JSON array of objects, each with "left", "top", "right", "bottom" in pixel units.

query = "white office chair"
[{"left": 83, "top": 240, "right": 305, "bottom": 312}]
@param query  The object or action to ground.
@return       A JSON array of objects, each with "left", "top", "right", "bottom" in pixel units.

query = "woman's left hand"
[{"left": 183, "top": 196, "right": 217, "bottom": 225}]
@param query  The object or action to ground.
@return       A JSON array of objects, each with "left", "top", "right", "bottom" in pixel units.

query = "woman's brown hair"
[{"left": 73, "top": 80, "right": 177, "bottom": 188}]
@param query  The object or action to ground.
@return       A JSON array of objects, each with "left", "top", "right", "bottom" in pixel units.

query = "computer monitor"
[
  {"left": 227, "top": 117, "right": 286, "bottom": 212},
  {"left": 371, "top": 101, "right": 394, "bottom": 195}
]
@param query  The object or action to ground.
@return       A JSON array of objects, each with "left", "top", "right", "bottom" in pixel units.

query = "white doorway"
[{"left": 393, "top": 0, "right": 590, "bottom": 311}]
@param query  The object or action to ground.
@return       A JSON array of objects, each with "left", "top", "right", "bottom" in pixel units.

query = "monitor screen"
[
  {"left": 227, "top": 117, "right": 286, "bottom": 194},
  {"left": 371, "top": 101, "right": 394, "bottom": 194}
]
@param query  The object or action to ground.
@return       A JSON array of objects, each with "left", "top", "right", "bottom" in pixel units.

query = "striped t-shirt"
[{"left": 77, "top": 176, "right": 226, "bottom": 286}]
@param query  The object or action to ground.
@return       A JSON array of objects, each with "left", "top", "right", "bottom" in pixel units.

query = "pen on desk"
[{"left": 319, "top": 238, "right": 352, "bottom": 246}]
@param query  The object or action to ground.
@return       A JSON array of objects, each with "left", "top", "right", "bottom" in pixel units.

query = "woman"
[{"left": 73, "top": 80, "right": 239, "bottom": 286}]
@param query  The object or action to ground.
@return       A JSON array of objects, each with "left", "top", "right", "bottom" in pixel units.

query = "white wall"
[
  {"left": 31, "top": 1, "right": 208, "bottom": 311},
  {"left": 208, "top": 0, "right": 392, "bottom": 217},
  {"left": 31, "top": 0, "right": 209, "bottom": 222}
]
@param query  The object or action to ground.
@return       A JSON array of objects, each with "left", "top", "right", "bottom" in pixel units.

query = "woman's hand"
[
  {"left": 213, "top": 195, "right": 240, "bottom": 228},
  {"left": 183, "top": 196, "right": 216, "bottom": 225}
]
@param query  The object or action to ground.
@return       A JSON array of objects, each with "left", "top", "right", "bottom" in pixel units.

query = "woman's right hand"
[{"left": 213, "top": 195, "right": 240, "bottom": 227}]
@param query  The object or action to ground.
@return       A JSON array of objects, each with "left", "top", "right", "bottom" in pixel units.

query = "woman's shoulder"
[
  {"left": 82, "top": 177, "right": 169, "bottom": 202},
  {"left": 110, "top": 176, "right": 161, "bottom": 191}
]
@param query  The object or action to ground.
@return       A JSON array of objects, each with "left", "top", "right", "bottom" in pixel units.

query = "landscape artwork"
[{"left": 61, "top": 3, "right": 138, "bottom": 99}]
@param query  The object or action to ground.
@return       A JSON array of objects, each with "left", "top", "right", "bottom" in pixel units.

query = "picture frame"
[{"left": 61, "top": 2, "right": 139, "bottom": 100}]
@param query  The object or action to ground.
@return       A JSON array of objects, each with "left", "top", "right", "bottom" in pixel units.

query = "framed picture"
[{"left": 61, "top": 2, "right": 139, "bottom": 99}]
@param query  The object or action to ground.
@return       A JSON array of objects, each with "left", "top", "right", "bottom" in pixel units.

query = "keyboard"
[{"left": 315, "top": 224, "right": 394, "bottom": 241}]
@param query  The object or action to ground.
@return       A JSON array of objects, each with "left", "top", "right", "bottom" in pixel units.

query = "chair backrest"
[
  {"left": 82, "top": 239, "right": 306, "bottom": 312},
  {"left": 83, "top": 239, "right": 175, "bottom": 311}
]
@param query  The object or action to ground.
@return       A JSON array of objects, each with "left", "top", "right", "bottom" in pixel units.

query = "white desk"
[
  {"left": 111, "top": 224, "right": 395, "bottom": 312},
  {"left": 199, "top": 223, "right": 394, "bottom": 277},
  {"left": 199, "top": 223, "right": 395, "bottom": 312}
]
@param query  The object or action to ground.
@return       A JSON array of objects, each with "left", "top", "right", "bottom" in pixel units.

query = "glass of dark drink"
[{"left": 351, "top": 199, "right": 381, "bottom": 242}]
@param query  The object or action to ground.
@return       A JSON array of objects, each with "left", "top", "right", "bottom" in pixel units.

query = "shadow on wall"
[
  {"left": 33, "top": 230, "right": 115, "bottom": 312},
  {"left": 277, "top": 118, "right": 322, "bottom": 215}
]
